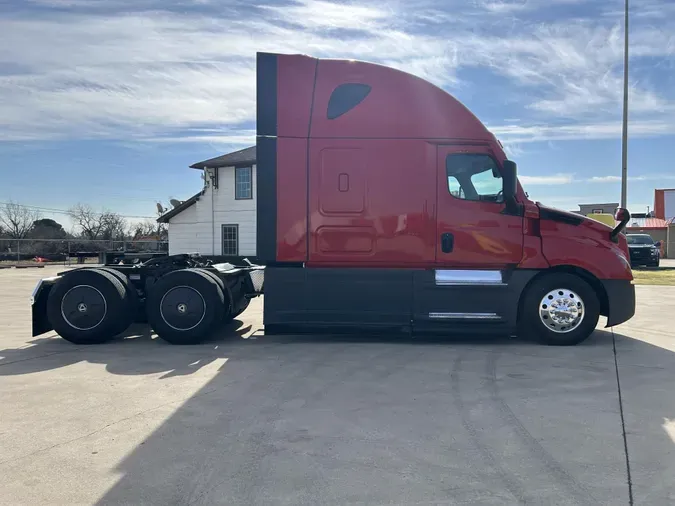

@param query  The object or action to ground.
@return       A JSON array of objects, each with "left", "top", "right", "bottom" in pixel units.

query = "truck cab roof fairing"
[
  {"left": 260, "top": 53, "right": 503, "bottom": 147},
  {"left": 310, "top": 58, "right": 498, "bottom": 144}
]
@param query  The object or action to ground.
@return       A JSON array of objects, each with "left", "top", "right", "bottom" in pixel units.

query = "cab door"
[
  {"left": 412, "top": 145, "right": 525, "bottom": 330},
  {"left": 435, "top": 145, "right": 524, "bottom": 268}
]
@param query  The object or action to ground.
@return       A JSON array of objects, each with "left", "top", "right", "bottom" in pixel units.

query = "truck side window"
[
  {"left": 327, "top": 83, "right": 372, "bottom": 119},
  {"left": 446, "top": 154, "right": 503, "bottom": 203}
]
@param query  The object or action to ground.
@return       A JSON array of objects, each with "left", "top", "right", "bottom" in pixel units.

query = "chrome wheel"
[{"left": 539, "top": 288, "right": 585, "bottom": 334}]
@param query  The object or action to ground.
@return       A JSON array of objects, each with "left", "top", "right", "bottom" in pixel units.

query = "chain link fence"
[{"left": 0, "top": 238, "right": 168, "bottom": 266}]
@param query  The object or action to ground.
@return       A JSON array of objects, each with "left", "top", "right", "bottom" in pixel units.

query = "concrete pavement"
[{"left": 1, "top": 266, "right": 674, "bottom": 504}]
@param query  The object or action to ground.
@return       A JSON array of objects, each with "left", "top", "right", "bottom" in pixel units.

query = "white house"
[{"left": 158, "top": 146, "right": 257, "bottom": 257}]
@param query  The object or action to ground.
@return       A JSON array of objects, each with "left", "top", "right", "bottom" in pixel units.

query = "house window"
[
  {"left": 235, "top": 167, "right": 252, "bottom": 200},
  {"left": 221, "top": 224, "right": 239, "bottom": 256}
]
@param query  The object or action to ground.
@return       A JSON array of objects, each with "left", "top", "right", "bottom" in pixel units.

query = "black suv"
[{"left": 626, "top": 234, "right": 661, "bottom": 267}]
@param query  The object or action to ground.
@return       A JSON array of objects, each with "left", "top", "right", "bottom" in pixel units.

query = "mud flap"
[
  {"left": 31, "top": 277, "right": 58, "bottom": 336},
  {"left": 601, "top": 279, "right": 636, "bottom": 327}
]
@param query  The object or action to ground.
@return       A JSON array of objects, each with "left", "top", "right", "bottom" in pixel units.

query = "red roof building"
[
  {"left": 626, "top": 217, "right": 672, "bottom": 229},
  {"left": 654, "top": 189, "right": 675, "bottom": 221}
]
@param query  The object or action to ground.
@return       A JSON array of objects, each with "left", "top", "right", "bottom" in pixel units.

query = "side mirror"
[
  {"left": 502, "top": 160, "right": 518, "bottom": 201},
  {"left": 611, "top": 207, "right": 631, "bottom": 242},
  {"left": 655, "top": 241, "right": 662, "bottom": 248},
  {"left": 614, "top": 208, "right": 630, "bottom": 222}
]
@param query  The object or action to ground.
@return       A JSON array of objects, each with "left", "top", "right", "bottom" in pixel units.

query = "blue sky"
[{"left": 1, "top": 0, "right": 674, "bottom": 228}]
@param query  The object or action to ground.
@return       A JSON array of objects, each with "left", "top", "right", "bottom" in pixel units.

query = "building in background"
[
  {"left": 654, "top": 189, "right": 675, "bottom": 222},
  {"left": 158, "top": 146, "right": 257, "bottom": 258},
  {"left": 653, "top": 189, "right": 675, "bottom": 258},
  {"left": 576, "top": 202, "right": 619, "bottom": 216}
]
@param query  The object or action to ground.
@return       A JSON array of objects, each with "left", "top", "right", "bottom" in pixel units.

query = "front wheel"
[{"left": 519, "top": 273, "right": 600, "bottom": 346}]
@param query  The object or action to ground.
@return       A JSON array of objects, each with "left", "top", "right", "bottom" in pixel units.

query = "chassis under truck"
[
  {"left": 30, "top": 52, "right": 636, "bottom": 346},
  {"left": 31, "top": 255, "right": 264, "bottom": 345}
]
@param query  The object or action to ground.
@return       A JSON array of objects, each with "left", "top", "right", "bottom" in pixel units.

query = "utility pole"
[{"left": 620, "top": 0, "right": 629, "bottom": 209}]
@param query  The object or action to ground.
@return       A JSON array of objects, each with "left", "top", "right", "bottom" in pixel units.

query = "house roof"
[
  {"left": 190, "top": 146, "right": 256, "bottom": 169},
  {"left": 157, "top": 191, "right": 202, "bottom": 223},
  {"left": 626, "top": 217, "right": 671, "bottom": 229}
]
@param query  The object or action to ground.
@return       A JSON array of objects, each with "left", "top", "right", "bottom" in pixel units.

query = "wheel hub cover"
[
  {"left": 61, "top": 285, "right": 107, "bottom": 331},
  {"left": 539, "top": 288, "right": 585, "bottom": 334},
  {"left": 160, "top": 286, "right": 206, "bottom": 331}
]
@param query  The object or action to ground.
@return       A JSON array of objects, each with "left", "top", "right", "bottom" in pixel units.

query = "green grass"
[{"left": 632, "top": 269, "right": 675, "bottom": 286}]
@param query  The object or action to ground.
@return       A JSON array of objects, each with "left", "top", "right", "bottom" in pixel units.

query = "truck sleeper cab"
[{"left": 257, "top": 52, "right": 635, "bottom": 346}]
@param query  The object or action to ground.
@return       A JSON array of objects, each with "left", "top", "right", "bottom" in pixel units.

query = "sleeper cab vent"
[{"left": 327, "top": 83, "right": 372, "bottom": 120}]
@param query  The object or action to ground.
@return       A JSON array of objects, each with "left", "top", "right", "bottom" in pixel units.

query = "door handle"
[{"left": 441, "top": 232, "right": 454, "bottom": 253}]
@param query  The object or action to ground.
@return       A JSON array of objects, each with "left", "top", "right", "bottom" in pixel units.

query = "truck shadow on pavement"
[
  {"left": 0, "top": 321, "right": 611, "bottom": 379},
  {"left": 0, "top": 320, "right": 252, "bottom": 378},
  {"left": 88, "top": 327, "right": 675, "bottom": 506},
  {"left": 3, "top": 322, "right": 675, "bottom": 504}
]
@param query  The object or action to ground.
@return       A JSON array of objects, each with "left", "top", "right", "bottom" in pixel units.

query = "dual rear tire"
[
  {"left": 48, "top": 267, "right": 239, "bottom": 346},
  {"left": 46, "top": 268, "right": 136, "bottom": 344},
  {"left": 145, "top": 269, "right": 226, "bottom": 345}
]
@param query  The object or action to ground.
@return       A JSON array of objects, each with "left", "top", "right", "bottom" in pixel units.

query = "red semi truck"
[
  {"left": 256, "top": 52, "right": 634, "bottom": 346},
  {"left": 30, "top": 52, "right": 635, "bottom": 346}
]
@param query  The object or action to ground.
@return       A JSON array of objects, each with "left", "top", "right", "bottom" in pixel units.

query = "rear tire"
[
  {"left": 146, "top": 269, "right": 225, "bottom": 345},
  {"left": 519, "top": 273, "right": 600, "bottom": 346},
  {"left": 190, "top": 268, "right": 233, "bottom": 322},
  {"left": 46, "top": 269, "right": 128, "bottom": 344},
  {"left": 93, "top": 267, "right": 138, "bottom": 332}
]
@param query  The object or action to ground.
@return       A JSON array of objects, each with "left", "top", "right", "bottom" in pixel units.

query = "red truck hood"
[
  {"left": 532, "top": 200, "right": 634, "bottom": 311},
  {"left": 536, "top": 204, "right": 613, "bottom": 233},
  {"left": 536, "top": 203, "right": 631, "bottom": 262}
]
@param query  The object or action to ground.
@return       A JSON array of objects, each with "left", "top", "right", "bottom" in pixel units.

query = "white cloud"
[
  {"left": 0, "top": 6, "right": 466, "bottom": 142},
  {"left": 459, "top": 21, "right": 675, "bottom": 120},
  {"left": 603, "top": 0, "right": 675, "bottom": 21},
  {"left": 474, "top": 0, "right": 528, "bottom": 13},
  {"left": 143, "top": 133, "right": 256, "bottom": 145},
  {"left": 491, "top": 119, "right": 675, "bottom": 143},
  {"left": 519, "top": 174, "right": 575, "bottom": 185},
  {"left": 475, "top": 0, "right": 590, "bottom": 14},
  {"left": 516, "top": 172, "right": 675, "bottom": 187},
  {"left": 589, "top": 175, "right": 640, "bottom": 183},
  {"left": 588, "top": 174, "right": 675, "bottom": 183},
  {"left": 0, "top": 0, "right": 673, "bottom": 143},
  {"left": 259, "top": 0, "right": 391, "bottom": 31}
]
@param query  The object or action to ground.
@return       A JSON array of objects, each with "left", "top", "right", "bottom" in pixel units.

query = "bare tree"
[
  {"left": 130, "top": 219, "right": 167, "bottom": 241},
  {"left": 0, "top": 201, "right": 41, "bottom": 239},
  {"left": 68, "top": 204, "right": 105, "bottom": 240},
  {"left": 101, "top": 212, "right": 127, "bottom": 241},
  {"left": 68, "top": 204, "right": 127, "bottom": 241}
]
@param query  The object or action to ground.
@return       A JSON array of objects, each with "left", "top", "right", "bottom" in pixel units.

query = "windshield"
[{"left": 626, "top": 235, "right": 654, "bottom": 245}]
